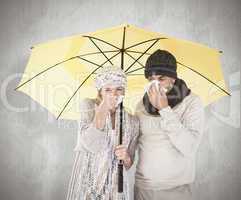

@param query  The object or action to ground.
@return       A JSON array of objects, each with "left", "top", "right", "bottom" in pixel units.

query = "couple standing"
[{"left": 66, "top": 50, "right": 204, "bottom": 200}]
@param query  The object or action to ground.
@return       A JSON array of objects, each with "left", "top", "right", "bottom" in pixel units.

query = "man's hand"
[{"left": 147, "top": 83, "right": 168, "bottom": 110}]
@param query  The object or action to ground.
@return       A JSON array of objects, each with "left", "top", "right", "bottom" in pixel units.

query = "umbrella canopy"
[{"left": 15, "top": 24, "right": 230, "bottom": 120}]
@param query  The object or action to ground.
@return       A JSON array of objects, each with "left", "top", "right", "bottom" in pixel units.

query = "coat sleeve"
[
  {"left": 158, "top": 95, "right": 205, "bottom": 158},
  {"left": 127, "top": 116, "right": 140, "bottom": 163},
  {"left": 73, "top": 99, "right": 109, "bottom": 153}
]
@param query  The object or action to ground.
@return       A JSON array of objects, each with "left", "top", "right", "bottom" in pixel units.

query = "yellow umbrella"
[{"left": 15, "top": 24, "right": 230, "bottom": 120}]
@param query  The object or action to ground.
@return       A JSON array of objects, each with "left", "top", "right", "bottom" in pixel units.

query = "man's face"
[{"left": 148, "top": 75, "right": 175, "bottom": 91}]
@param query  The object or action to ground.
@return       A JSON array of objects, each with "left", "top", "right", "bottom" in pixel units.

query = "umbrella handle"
[
  {"left": 118, "top": 101, "right": 124, "bottom": 193},
  {"left": 118, "top": 162, "right": 123, "bottom": 193}
]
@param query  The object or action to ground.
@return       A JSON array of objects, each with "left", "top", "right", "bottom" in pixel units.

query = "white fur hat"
[{"left": 94, "top": 66, "right": 127, "bottom": 90}]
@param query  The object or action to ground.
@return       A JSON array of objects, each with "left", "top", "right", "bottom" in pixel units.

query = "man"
[{"left": 134, "top": 50, "right": 204, "bottom": 200}]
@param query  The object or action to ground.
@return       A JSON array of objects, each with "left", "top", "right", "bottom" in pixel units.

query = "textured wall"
[{"left": 0, "top": 0, "right": 240, "bottom": 200}]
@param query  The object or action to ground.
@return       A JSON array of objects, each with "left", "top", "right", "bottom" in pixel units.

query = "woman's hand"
[
  {"left": 115, "top": 145, "right": 132, "bottom": 169},
  {"left": 93, "top": 95, "right": 118, "bottom": 130}
]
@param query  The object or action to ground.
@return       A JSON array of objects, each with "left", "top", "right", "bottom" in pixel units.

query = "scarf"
[{"left": 143, "top": 78, "right": 191, "bottom": 116}]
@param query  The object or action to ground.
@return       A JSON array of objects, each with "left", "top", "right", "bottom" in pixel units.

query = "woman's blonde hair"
[{"left": 95, "top": 90, "right": 102, "bottom": 105}]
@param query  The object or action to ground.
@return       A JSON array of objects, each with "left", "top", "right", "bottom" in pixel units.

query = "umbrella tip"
[
  {"left": 14, "top": 84, "right": 20, "bottom": 91},
  {"left": 121, "top": 23, "right": 130, "bottom": 28}
]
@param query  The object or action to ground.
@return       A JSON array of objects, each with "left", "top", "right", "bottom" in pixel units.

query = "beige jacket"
[{"left": 135, "top": 92, "right": 204, "bottom": 190}]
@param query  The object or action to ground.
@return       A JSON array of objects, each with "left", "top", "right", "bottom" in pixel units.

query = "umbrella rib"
[
  {"left": 57, "top": 67, "right": 101, "bottom": 119},
  {"left": 120, "top": 26, "right": 126, "bottom": 69},
  {"left": 125, "top": 37, "right": 167, "bottom": 50},
  {"left": 125, "top": 39, "right": 160, "bottom": 73},
  {"left": 82, "top": 35, "right": 120, "bottom": 50},
  {"left": 79, "top": 50, "right": 119, "bottom": 57},
  {"left": 126, "top": 61, "right": 231, "bottom": 96},
  {"left": 124, "top": 52, "right": 145, "bottom": 68},
  {"left": 15, "top": 56, "right": 79, "bottom": 90},
  {"left": 126, "top": 74, "right": 143, "bottom": 76},
  {"left": 126, "top": 50, "right": 151, "bottom": 56},
  {"left": 57, "top": 51, "right": 121, "bottom": 119},
  {"left": 126, "top": 66, "right": 144, "bottom": 74},
  {"left": 78, "top": 56, "right": 103, "bottom": 67},
  {"left": 88, "top": 37, "right": 114, "bottom": 65},
  {"left": 177, "top": 62, "right": 231, "bottom": 96},
  {"left": 15, "top": 52, "right": 113, "bottom": 91},
  {"left": 122, "top": 26, "right": 126, "bottom": 50}
]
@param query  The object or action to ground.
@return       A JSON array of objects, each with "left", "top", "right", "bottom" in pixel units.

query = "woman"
[{"left": 66, "top": 66, "right": 139, "bottom": 200}]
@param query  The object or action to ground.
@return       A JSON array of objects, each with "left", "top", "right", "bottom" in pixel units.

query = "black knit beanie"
[{"left": 145, "top": 49, "right": 177, "bottom": 79}]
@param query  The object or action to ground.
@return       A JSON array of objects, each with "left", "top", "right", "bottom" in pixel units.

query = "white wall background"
[{"left": 0, "top": 0, "right": 240, "bottom": 200}]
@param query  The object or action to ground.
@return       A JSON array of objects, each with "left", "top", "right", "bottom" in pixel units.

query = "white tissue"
[
  {"left": 144, "top": 80, "right": 168, "bottom": 93},
  {"left": 116, "top": 95, "right": 124, "bottom": 107}
]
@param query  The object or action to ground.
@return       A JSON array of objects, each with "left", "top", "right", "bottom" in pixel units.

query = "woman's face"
[
  {"left": 100, "top": 84, "right": 125, "bottom": 98},
  {"left": 98, "top": 84, "right": 125, "bottom": 111}
]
